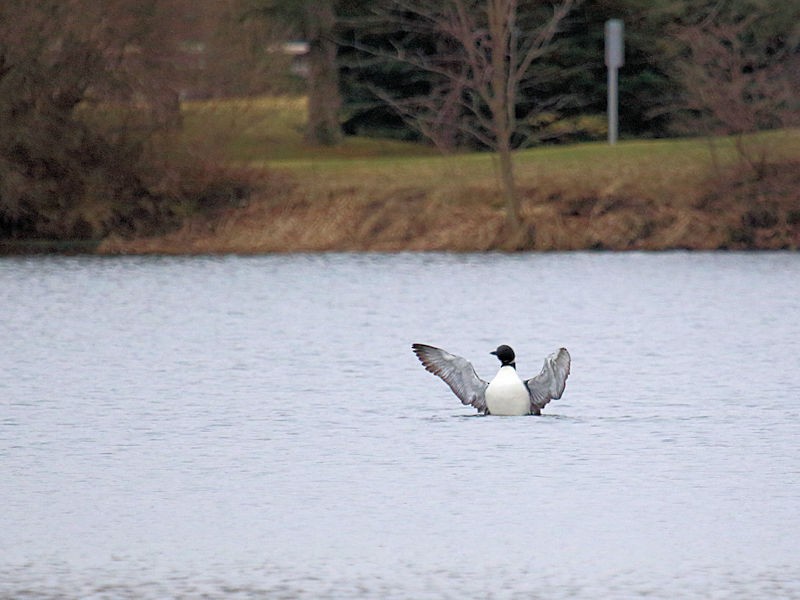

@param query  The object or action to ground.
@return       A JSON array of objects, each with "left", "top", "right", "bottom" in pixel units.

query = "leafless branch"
[
  {"left": 346, "top": 0, "right": 579, "bottom": 228},
  {"left": 672, "top": 9, "right": 799, "bottom": 177}
]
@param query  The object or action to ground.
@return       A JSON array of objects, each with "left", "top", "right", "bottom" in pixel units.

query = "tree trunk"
[
  {"left": 497, "top": 139, "right": 519, "bottom": 229},
  {"left": 487, "top": 0, "right": 520, "bottom": 232},
  {"left": 305, "top": 1, "right": 342, "bottom": 146}
]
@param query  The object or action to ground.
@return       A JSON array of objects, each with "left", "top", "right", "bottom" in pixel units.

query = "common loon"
[{"left": 412, "top": 343, "right": 571, "bottom": 416}]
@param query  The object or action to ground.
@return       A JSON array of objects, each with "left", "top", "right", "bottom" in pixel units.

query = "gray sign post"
[{"left": 604, "top": 19, "right": 624, "bottom": 145}]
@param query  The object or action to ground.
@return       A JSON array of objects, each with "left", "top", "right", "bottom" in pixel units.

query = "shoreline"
[
  {"left": 4, "top": 128, "right": 799, "bottom": 256},
  {"left": 3, "top": 182, "right": 799, "bottom": 256},
  {"left": 98, "top": 188, "right": 799, "bottom": 255},
  {"left": 97, "top": 155, "right": 800, "bottom": 254}
]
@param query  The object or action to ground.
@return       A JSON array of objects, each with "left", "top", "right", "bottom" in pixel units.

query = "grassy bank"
[{"left": 100, "top": 96, "right": 800, "bottom": 253}]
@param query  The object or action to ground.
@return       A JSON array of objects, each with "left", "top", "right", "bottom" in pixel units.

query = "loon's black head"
[{"left": 490, "top": 344, "right": 516, "bottom": 367}]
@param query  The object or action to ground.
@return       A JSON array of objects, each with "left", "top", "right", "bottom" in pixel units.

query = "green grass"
[
  {"left": 180, "top": 95, "right": 799, "bottom": 208},
  {"left": 181, "top": 96, "right": 438, "bottom": 162},
  {"left": 177, "top": 95, "right": 799, "bottom": 237}
]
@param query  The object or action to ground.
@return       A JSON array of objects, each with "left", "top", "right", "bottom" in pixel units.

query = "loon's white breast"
[{"left": 485, "top": 366, "right": 530, "bottom": 416}]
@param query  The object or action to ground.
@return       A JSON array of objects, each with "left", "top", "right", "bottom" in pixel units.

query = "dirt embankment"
[{"left": 97, "top": 161, "right": 800, "bottom": 254}]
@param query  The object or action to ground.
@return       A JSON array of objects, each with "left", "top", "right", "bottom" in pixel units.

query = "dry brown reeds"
[{"left": 99, "top": 157, "right": 800, "bottom": 254}]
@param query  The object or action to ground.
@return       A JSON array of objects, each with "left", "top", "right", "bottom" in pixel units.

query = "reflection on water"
[{"left": 2, "top": 253, "right": 800, "bottom": 598}]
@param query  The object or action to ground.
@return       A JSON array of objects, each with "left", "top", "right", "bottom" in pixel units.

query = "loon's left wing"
[{"left": 525, "top": 348, "right": 571, "bottom": 414}]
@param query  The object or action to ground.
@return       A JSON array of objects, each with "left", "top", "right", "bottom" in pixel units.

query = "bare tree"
[
  {"left": 353, "top": 0, "right": 576, "bottom": 231},
  {"left": 247, "top": 0, "right": 342, "bottom": 145},
  {"left": 672, "top": 5, "right": 800, "bottom": 178},
  {"left": 304, "top": 1, "right": 342, "bottom": 145}
]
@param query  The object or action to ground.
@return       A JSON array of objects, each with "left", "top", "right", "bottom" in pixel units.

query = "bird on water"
[{"left": 412, "top": 343, "right": 571, "bottom": 416}]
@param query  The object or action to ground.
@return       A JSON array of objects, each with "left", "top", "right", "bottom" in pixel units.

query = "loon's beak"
[{"left": 490, "top": 350, "right": 497, "bottom": 356}]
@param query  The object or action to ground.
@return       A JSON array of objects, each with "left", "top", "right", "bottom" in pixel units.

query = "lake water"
[{"left": 2, "top": 252, "right": 799, "bottom": 599}]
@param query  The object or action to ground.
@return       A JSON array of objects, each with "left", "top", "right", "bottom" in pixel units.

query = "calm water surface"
[{"left": 2, "top": 252, "right": 799, "bottom": 598}]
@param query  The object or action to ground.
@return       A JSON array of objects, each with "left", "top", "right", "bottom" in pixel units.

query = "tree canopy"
[{"left": 338, "top": 0, "right": 798, "bottom": 144}]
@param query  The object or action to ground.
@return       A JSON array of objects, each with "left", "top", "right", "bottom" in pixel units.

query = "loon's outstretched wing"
[
  {"left": 412, "top": 343, "right": 488, "bottom": 413},
  {"left": 525, "top": 348, "right": 571, "bottom": 414}
]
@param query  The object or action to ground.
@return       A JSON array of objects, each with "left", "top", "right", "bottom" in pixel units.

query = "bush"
[
  {"left": 0, "top": 107, "right": 263, "bottom": 245},
  {"left": 0, "top": 0, "right": 261, "bottom": 251}
]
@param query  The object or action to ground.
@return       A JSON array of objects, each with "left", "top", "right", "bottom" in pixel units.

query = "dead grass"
[{"left": 98, "top": 96, "right": 800, "bottom": 253}]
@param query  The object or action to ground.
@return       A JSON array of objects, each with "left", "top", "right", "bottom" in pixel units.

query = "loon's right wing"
[{"left": 412, "top": 343, "right": 489, "bottom": 413}]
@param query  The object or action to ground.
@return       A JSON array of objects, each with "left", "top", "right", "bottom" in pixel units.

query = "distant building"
[{"left": 281, "top": 41, "right": 310, "bottom": 78}]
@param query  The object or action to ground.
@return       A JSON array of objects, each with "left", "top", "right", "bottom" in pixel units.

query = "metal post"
[
  {"left": 605, "top": 19, "right": 624, "bottom": 145},
  {"left": 608, "top": 66, "right": 618, "bottom": 145}
]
